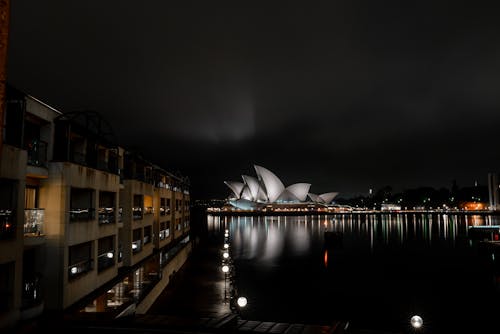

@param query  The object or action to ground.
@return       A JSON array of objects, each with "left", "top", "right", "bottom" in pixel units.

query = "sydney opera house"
[{"left": 224, "top": 165, "right": 339, "bottom": 211}]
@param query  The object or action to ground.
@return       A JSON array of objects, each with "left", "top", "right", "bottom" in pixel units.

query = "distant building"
[
  {"left": 488, "top": 173, "right": 499, "bottom": 211},
  {"left": 0, "top": 86, "right": 191, "bottom": 329},
  {"left": 224, "top": 165, "right": 338, "bottom": 211},
  {"left": 380, "top": 203, "right": 401, "bottom": 211}
]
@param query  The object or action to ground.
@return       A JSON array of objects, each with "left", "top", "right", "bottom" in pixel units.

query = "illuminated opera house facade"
[{"left": 224, "top": 165, "right": 338, "bottom": 212}]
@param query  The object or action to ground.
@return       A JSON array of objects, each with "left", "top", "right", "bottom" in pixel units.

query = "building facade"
[{"left": 0, "top": 86, "right": 191, "bottom": 328}]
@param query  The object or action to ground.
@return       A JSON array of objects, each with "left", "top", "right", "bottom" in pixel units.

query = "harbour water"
[{"left": 207, "top": 213, "right": 500, "bottom": 333}]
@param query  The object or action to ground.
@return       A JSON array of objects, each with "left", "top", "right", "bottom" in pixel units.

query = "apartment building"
[{"left": 0, "top": 86, "right": 191, "bottom": 328}]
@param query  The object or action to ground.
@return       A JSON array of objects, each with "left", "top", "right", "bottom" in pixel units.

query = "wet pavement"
[{"left": 147, "top": 234, "right": 231, "bottom": 318}]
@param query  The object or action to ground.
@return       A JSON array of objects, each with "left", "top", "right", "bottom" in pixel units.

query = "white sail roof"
[
  {"left": 254, "top": 165, "right": 285, "bottom": 203},
  {"left": 241, "top": 185, "right": 253, "bottom": 201},
  {"left": 319, "top": 192, "right": 339, "bottom": 204},
  {"left": 286, "top": 183, "right": 311, "bottom": 202},
  {"left": 242, "top": 175, "right": 261, "bottom": 201},
  {"left": 224, "top": 181, "right": 244, "bottom": 199},
  {"left": 308, "top": 193, "right": 323, "bottom": 203},
  {"left": 225, "top": 165, "right": 338, "bottom": 208}
]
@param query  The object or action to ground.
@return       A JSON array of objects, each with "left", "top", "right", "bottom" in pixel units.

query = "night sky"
[{"left": 6, "top": 1, "right": 500, "bottom": 199}]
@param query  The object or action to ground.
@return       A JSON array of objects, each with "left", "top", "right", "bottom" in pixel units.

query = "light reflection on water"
[{"left": 207, "top": 214, "right": 500, "bottom": 334}]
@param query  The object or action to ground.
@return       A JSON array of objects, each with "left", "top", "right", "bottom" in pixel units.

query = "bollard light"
[
  {"left": 410, "top": 315, "right": 423, "bottom": 329},
  {"left": 237, "top": 296, "right": 247, "bottom": 307},
  {"left": 222, "top": 265, "right": 229, "bottom": 273}
]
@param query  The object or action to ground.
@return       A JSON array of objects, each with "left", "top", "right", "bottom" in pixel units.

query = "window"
[
  {"left": 98, "top": 191, "right": 116, "bottom": 225},
  {"left": 0, "top": 179, "right": 16, "bottom": 240},
  {"left": 143, "top": 226, "right": 152, "bottom": 245},
  {"left": 68, "top": 242, "right": 93, "bottom": 279},
  {"left": 70, "top": 188, "right": 95, "bottom": 222},
  {"left": 144, "top": 195, "right": 153, "bottom": 215},
  {"left": 160, "top": 198, "right": 168, "bottom": 216},
  {"left": 0, "top": 262, "right": 14, "bottom": 312},
  {"left": 97, "top": 236, "right": 115, "bottom": 272},
  {"left": 132, "top": 228, "right": 142, "bottom": 253},
  {"left": 133, "top": 195, "right": 143, "bottom": 220},
  {"left": 159, "top": 222, "right": 166, "bottom": 240}
]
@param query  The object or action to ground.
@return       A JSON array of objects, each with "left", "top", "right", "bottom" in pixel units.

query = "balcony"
[
  {"left": 160, "top": 206, "right": 170, "bottom": 216},
  {"left": 68, "top": 259, "right": 93, "bottom": 280},
  {"left": 132, "top": 207, "right": 142, "bottom": 220},
  {"left": 159, "top": 228, "right": 170, "bottom": 240},
  {"left": 24, "top": 209, "right": 44, "bottom": 235},
  {"left": 0, "top": 209, "right": 15, "bottom": 240},
  {"left": 132, "top": 240, "right": 142, "bottom": 254},
  {"left": 97, "top": 250, "right": 115, "bottom": 272},
  {"left": 26, "top": 140, "right": 48, "bottom": 168},
  {"left": 22, "top": 274, "right": 42, "bottom": 308},
  {"left": 69, "top": 208, "right": 95, "bottom": 222},
  {"left": 98, "top": 207, "right": 115, "bottom": 225}
]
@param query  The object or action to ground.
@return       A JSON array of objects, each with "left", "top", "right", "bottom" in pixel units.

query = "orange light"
[{"left": 323, "top": 250, "right": 328, "bottom": 268}]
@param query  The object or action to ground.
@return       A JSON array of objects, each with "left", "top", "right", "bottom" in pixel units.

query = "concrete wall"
[
  {"left": 135, "top": 242, "right": 192, "bottom": 314},
  {"left": 0, "top": 145, "right": 26, "bottom": 328},
  {"left": 43, "top": 162, "right": 121, "bottom": 309}
]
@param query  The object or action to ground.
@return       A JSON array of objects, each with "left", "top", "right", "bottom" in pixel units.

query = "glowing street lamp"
[
  {"left": 223, "top": 252, "right": 229, "bottom": 259},
  {"left": 224, "top": 243, "right": 229, "bottom": 249},
  {"left": 222, "top": 265, "right": 229, "bottom": 273},
  {"left": 237, "top": 296, "right": 247, "bottom": 308},
  {"left": 410, "top": 315, "right": 423, "bottom": 329}
]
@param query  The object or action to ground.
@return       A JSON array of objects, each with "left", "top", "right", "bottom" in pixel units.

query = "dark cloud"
[{"left": 7, "top": 1, "right": 500, "bottom": 199}]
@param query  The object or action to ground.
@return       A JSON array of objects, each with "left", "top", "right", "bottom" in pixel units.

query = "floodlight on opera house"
[{"left": 224, "top": 165, "right": 338, "bottom": 210}]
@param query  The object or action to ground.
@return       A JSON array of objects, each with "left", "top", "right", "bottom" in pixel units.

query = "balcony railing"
[
  {"left": 27, "top": 140, "right": 48, "bottom": 167},
  {"left": 132, "top": 207, "right": 143, "bottom": 220},
  {"left": 98, "top": 207, "right": 115, "bottom": 225},
  {"left": 159, "top": 228, "right": 170, "bottom": 240},
  {"left": 22, "top": 274, "right": 42, "bottom": 308},
  {"left": 69, "top": 208, "right": 95, "bottom": 222},
  {"left": 24, "top": 208, "right": 44, "bottom": 235},
  {"left": 132, "top": 240, "right": 142, "bottom": 254},
  {"left": 0, "top": 209, "right": 15, "bottom": 240},
  {"left": 160, "top": 207, "right": 170, "bottom": 216},
  {"left": 68, "top": 259, "right": 93, "bottom": 279},
  {"left": 97, "top": 250, "right": 115, "bottom": 272}
]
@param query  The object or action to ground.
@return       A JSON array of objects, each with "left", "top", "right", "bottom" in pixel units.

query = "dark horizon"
[{"left": 6, "top": 1, "right": 500, "bottom": 200}]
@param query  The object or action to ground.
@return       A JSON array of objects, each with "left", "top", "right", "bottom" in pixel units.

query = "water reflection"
[
  {"left": 206, "top": 213, "right": 500, "bottom": 333},
  {"left": 208, "top": 213, "right": 500, "bottom": 261}
]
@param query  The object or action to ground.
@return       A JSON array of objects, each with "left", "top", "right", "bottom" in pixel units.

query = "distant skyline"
[{"left": 6, "top": 1, "right": 500, "bottom": 199}]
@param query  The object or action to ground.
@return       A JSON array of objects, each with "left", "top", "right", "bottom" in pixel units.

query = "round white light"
[
  {"left": 222, "top": 265, "right": 229, "bottom": 273},
  {"left": 132, "top": 243, "right": 138, "bottom": 250},
  {"left": 410, "top": 315, "right": 423, "bottom": 329},
  {"left": 224, "top": 243, "right": 229, "bottom": 249},
  {"left": 71, "top": 267, "right": 78, "bottom": 274},
  {"left": 237, "top": 296, "right": 247, "bottom": 307},
  {"left": 223, "top": 252, "right": 229, "bottom": 259},
  {"left": 225, "top": 229, "right": 229, "bottom": 233},
  {"left": 224, "top": 233, "right": 229, "bottom": 237},
  {"left": 106, "top": 252, "right": 114, "bottom": 258}
]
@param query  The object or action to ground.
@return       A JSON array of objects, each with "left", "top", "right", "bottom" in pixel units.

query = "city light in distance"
[
  {"left": 224, "top": 243, "right": 229, "bottom": 249},
  {"left": 223, "top": 252, "right": 229, "bottom": 259},
  {"left": 222, "top": 265, "right": 229, "bottom": 273}
]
